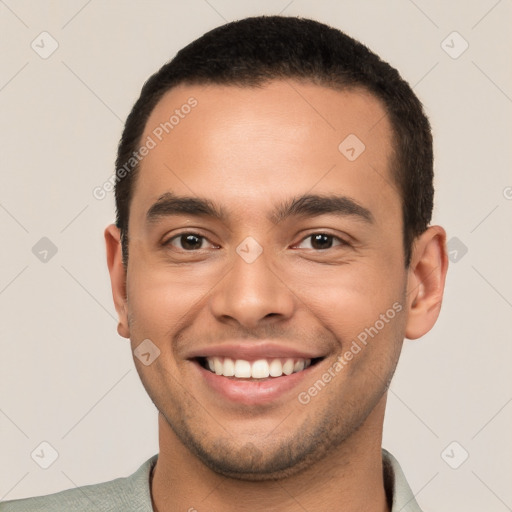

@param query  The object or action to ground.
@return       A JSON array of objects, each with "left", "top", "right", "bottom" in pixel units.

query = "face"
[{"left": 112, "top": 81, "right": 416, "bottom": 479}]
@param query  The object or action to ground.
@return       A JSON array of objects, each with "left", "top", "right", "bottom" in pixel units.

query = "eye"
[
  {"left": 166, "top": 232, "right": 215, "bottom": 251},
  {"left": 295, "top": 233, "right": 346, "bottom": 250}
]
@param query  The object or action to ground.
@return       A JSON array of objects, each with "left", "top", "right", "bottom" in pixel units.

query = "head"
[
  {"left": 115, "top": 16, "right": 434, "bottom": 268},
  {"left": 106, "top": 16, "right": 447, "bottom": 480}
]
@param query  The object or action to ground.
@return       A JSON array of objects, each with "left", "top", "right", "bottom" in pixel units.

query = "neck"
[{"left": 151, "top": 398, "right": 390, "bottom": 512}]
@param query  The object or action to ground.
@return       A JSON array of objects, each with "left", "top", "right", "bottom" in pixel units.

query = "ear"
[
  {"left": 105, "top": 224, "right": 130, "bottom": 338},
  {"left": 405, "top": 225, "right": 448, "bottom": 340}
]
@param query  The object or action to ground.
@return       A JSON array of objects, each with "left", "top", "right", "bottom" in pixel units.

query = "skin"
[{"left": 105, "top": 80, "right": 448, "bottom": 512}]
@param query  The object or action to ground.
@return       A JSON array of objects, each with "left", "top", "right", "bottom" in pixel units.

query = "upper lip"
[{"left": 186, "top": 342, "right": 326, "bottom": 361}]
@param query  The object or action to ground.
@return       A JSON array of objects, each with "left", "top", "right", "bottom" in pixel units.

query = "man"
[{"left": 1, "top": 15, "right": 448, "bottom": 512}]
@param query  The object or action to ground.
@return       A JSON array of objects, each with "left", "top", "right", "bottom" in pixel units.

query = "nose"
[{"left": 209, "top": 245, "right": 296, "bottom": 330}]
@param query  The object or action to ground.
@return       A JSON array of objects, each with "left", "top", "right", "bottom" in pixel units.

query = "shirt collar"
[{"left": 383, "top": 449, "right": 423, "bottom": 512}]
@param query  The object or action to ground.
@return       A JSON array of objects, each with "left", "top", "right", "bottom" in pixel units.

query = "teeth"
[
  {"left": 269, "top": 359, "right": 283, "bottom": 377},
  {"left": 223, "top": 358, "right": 235, "bottom": 377},
  {"left": 294, "top": 360, "right": 305, "bottom": 372},
  {"left": 204, "top": 357, "right": 312, "bottom": 379},
  {"left": 282, "top": 359, "right": 294, "bottom": 375},
  {"left": 234, "top": 359, "right": 251, "bottom": 378},
  {"left": 213, "top": 357, "right": 223, "bottom": 375},
  {"left": 251, "top": 359, "right": 270, "bottom": 379}
]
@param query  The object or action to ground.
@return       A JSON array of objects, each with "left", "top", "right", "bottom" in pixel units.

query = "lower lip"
[{"left": 193, "top": 361, "right": 317, "bottom": 406}]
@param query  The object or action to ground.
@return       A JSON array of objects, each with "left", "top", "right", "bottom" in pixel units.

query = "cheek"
[
  {"left": 282, "top": 259, "right": 406, "bottom": 337},
  {"left": 283, "top": 260, "right": 407, "bottom": 381},
  {"left": 125, "top": 260, "right": 218, "bottom": 341}
]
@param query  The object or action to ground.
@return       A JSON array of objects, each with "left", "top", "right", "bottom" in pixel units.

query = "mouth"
[
  {"left": 196, "top": 356, "right": 323, "bottom": 379},
  {"left": 191, "top": 354, "right": 325, "bottom": 405}
]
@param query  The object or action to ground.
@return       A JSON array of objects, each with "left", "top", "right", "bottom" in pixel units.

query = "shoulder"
[{"left": 0, "top": 455, "right": 158, "bottom": 512}]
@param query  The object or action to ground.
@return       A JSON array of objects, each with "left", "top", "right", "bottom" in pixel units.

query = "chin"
[{"left": 181, "top": 428, "right": 337, "bottom": 482}]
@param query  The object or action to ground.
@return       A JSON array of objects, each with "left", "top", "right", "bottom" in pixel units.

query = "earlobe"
[
  {"left": 405, "top": 225, "right": 448, "bottom": 340},
  {"left": 104, "top": 224, "right": 130, "bottom": 339}
]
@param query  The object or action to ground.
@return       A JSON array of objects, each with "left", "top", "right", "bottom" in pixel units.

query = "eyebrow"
[
  {"left": 146, "top": 192, "right": 373, "bottom": 225},
  {"left": 146, "top": 192, "right": 225, "bottom": 222},
  {"left": 271, "top": 193, "right": 373, "bottom": 224}
]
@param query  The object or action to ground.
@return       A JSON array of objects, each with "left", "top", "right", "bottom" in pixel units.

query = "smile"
[
  {"left": 191, "top": 354, "right": 327, "bottom": 405},
  {"left": 200, "top": 357, "right": 316, "bottom": 379}
]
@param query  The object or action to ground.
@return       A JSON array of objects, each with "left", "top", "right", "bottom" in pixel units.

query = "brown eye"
[
  {"left": 168, "top": 233, "right": 207, "bottom": 250},
  {"left": 310, "top": 234, "right": 333, "bottom": 250},
  {"left": 295, "top": 233, "right": 346, "bottom": 250}
]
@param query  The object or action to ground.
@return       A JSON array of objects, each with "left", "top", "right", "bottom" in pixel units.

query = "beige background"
[{"left": 1, "top": 1, "right": 511, "bottom": 510}]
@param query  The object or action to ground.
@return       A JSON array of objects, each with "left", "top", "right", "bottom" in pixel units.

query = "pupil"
[
  {"left": 182, "top": 234, "right": 202, "bottom": 250},
  {"left": 311, "top": 234, "right": 332, "bottom": 250}
]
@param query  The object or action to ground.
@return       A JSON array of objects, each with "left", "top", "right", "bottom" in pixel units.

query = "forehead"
[{"left": 131, "top": 80, "right": 398, "bottom": 225}]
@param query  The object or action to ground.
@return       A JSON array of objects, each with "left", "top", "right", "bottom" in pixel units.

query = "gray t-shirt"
[{"left": 0, "top": 450, "right": 422, "bottom": 511}]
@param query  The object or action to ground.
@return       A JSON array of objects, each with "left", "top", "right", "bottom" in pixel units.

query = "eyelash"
[
  {"left": 164, "top": 232, "right": 218, "bottom": 251},
  {"left": 293, "top": 233, "right": 347, "bottom": 250},
  {"left": 164, "top": 232, "right": 349, "bottom": 252}
]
